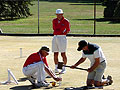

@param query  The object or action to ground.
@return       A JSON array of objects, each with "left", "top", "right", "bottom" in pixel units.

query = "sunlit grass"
[{"left": 0, "top": 1, "right": 120, "bottom": 35}]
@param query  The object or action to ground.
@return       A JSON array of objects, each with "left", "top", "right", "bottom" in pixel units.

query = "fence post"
[
  {"left": 94, "top": 0, "right": 96, "bottom": 35},
  {"left": 38, "top": 0, "right": 40, "bottom": 34}
]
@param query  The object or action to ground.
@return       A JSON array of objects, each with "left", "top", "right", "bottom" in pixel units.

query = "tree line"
[
  {"left": 0, "top": 0, "right": 33, "bottom": 20},
  {"left": 0, "top": 0, "right": 120, "bottom": 21}
]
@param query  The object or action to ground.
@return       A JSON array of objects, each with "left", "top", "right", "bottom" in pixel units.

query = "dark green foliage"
[
  {"left": 102, "top": 0, "right": 120, "bottom": 21},
  {"left": 113, "top": 0, "right": 120, "bottom": 20},
  {"left": 0, "top": 0, "right": 33, "bottom": 20},
  {"left": 40, "top": 0, "right": 101, "bottom": 3}
]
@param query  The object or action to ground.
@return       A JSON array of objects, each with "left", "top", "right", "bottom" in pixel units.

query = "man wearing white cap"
[
  {"left": 52, "top": 9, "right": 70, "bottom": 74},
  {"left": 22, "top": 46, "right": 62, "bottom": 88}
]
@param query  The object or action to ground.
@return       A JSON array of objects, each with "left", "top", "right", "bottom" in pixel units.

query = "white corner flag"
[{"left": 0, "top": 69, "right": 18, "bottom": 85}]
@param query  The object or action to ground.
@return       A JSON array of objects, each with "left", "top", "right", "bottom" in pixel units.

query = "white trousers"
[
  {"left": 52, "top": 35, "right": 67, "bottom": 52},
  {"left": 23, "top": 61, "right": 45, "bottom": 82}
]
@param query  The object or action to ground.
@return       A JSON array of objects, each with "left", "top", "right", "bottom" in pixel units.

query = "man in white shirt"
[{"left": 70, "top": 40, "right": 113, "bottom": 87}]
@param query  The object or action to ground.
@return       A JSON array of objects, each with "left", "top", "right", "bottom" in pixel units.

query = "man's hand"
[
  {"left": 70, "top": 65, "right": 76, "bottom": 69},
  {"left": 87, "top": 58, "right": 100, "bottom": 72},
  {"left": 54, "top": 77, "right": 62, "bottom": 81},
  {"left": 87, "top": 68, "right": 93, "bottom": 72}
]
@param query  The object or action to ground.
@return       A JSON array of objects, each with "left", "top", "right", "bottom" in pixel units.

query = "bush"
[{"left": 0, "top": 0, "right": 33, "bottom": 20}]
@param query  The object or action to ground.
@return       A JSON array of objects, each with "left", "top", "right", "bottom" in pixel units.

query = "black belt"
[{"left": 101, "top": 60, "right": 105, "bottom": 63}]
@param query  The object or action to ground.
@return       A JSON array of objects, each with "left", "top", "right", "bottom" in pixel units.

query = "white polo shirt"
[{"left": 82, "top": 43, "right": 106, "bottom": 66}]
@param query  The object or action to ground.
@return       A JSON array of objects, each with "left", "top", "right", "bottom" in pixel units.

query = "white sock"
[
  {"left": 62, "top": 66, "right": 65, "bottom": 71},
  {"left": 102, "top": 78, "right": 107, "bottom": 82},
  {"left": 55, "top": 64, "right": 58, "bottom": 69}
]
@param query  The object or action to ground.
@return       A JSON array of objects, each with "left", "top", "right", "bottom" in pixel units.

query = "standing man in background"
[{"left": 52, "top": 9, "right": 70, "bottom": 74}]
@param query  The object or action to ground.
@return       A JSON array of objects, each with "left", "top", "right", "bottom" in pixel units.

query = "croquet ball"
[{"left": 52, "top": 82, "right": 56, "bottom": 86}]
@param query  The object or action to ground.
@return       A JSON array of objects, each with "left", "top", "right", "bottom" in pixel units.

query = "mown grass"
[{"left": 0, "top": 1, "right": 120, "bottom": 34}]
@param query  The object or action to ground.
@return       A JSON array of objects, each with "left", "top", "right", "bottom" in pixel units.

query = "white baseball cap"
[{"left": 56, "top": 9, "right": 63, "bottom": 14}]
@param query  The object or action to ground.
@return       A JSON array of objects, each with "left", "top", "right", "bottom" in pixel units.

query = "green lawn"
[{"left": 0, "top": 1, "right": 120, "bottom": 35}]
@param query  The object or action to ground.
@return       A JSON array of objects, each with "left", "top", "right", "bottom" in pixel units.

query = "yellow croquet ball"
[{"left": 52, "top": 82, "right": 56, "bottom": 86}]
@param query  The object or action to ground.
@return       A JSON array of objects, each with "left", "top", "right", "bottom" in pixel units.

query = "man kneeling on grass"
[
  {"left": 22, "top": 46, "right": 62, "bottom": 87},
  {"left": 70, "top": 40, "right": 113, "bottom": 87}
]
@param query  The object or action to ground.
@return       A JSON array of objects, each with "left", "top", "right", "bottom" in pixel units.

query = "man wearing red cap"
[
  {"left": 70, "top": 40, "right": 113, "bottom": 87},
  {"left": 52, "top": 9, "right": 70, "bottom": 74}
]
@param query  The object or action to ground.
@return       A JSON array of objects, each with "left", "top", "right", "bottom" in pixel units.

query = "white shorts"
[
  {"left": 22, "top": 61, "right": 46, "bottom": 82},
  {"left": 52, "top": 35, "right": 67, "bottom": 52}
]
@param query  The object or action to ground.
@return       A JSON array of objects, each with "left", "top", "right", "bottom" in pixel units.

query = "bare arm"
[
  {"left": 44, "top": 65, "right": 62, "bottom": 81},
  {"left": 70, "top": 57, "right": 86, "bottom": 68},
  {"left": 87, "top": 58, "right": 100, "bottom": 72}
]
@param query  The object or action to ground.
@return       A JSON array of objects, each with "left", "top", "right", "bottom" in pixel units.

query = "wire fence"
[{"left": 0, "top": 1, "right": 120, "bottom": 35}]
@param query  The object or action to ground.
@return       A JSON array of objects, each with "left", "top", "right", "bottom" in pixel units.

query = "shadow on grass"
[
  {"left": 64, "top": 86, "right": 104, "bottom": 90},
  {"left": 10, "top": 85, "right": 55, "bottom": 90},
  {"left": 69, "top": 3, "right": 101, "bottom": 5},
  {"left": 10, "top": 77, "right": 56, "bottom": 90},
  {"left": 0, "top": 14, "right": 33, "bottom": 21},
  {"left": 73, "top": 18, "right": 120, "bottom": 24},
  {"left": 10, "top": 85, "right": 33, "bottom": 90},
  {"left": 9, "top": 77, "right": 32, "bottom": 90},
  {"left": 43, "top": 0, "right": 101, "bottom": 3},
  {"left": 18, "top": 77, "right": 28, "bottom": 82}
]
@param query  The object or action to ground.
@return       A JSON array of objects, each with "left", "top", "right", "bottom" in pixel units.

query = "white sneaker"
[
  {"left": 37, "top": 81, "right": 49, "bottom": 87},
  {"left": 59, "top": 66, "right": 66, "bottom": 74},
  {"left": 60, "top": 68, "right": 66, "bottom": 74},
  {"left": 28, "top": 76, "right": 36, "bottom": 85},
  {"left": 107, "top": 75, "right": 113, "bottom": 85},
  {"left": 55, "top": 69, "right": 59, "bottom": 73}
]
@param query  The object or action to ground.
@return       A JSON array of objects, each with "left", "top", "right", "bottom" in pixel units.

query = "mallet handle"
[{"left": 65, "top": 65, "right": 87, "bottom": 71}]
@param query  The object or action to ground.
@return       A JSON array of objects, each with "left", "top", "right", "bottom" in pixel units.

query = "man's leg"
[
  {"left": 60, "top": 52, "right": 67, "bottom": 74},
  {"left": 87, "top": 70, "right": 95, "bottom": 86},
  {"left": 94, "top": 76, "right": 113, "bottom": 86},
  {"left": 61, "top": 52, "right": 67, "bottom": 65},
  {"left": 37, "top": 61, "right": 49, "bottom": 87},
  {"left": 93, "top": 62, "right": 112, "bottom": 86},
  {"left": 54, "top": 52, "right": 59, "bottom": 73},
  {"left": 87, "top": 79, "right": 94, "bottom": 86},
  {"left": 94, "top": 81, "right": 106, "bottom": 86},
  {"left": 23, "top": 63, "right": 43, "bottom": 86},
  {"left": 52, "top": 36, "right": 59, "bottom": 73}
]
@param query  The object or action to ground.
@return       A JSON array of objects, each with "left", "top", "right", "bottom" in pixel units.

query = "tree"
[
  {"left": 102, "top": 0, "right": 120, "bottom": 21},
  {"left": 113, "top": 0, "right": 120, "bottom": 20},
  {"left": 0, "top": 0, "right": 33, "bottom": 20}
]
